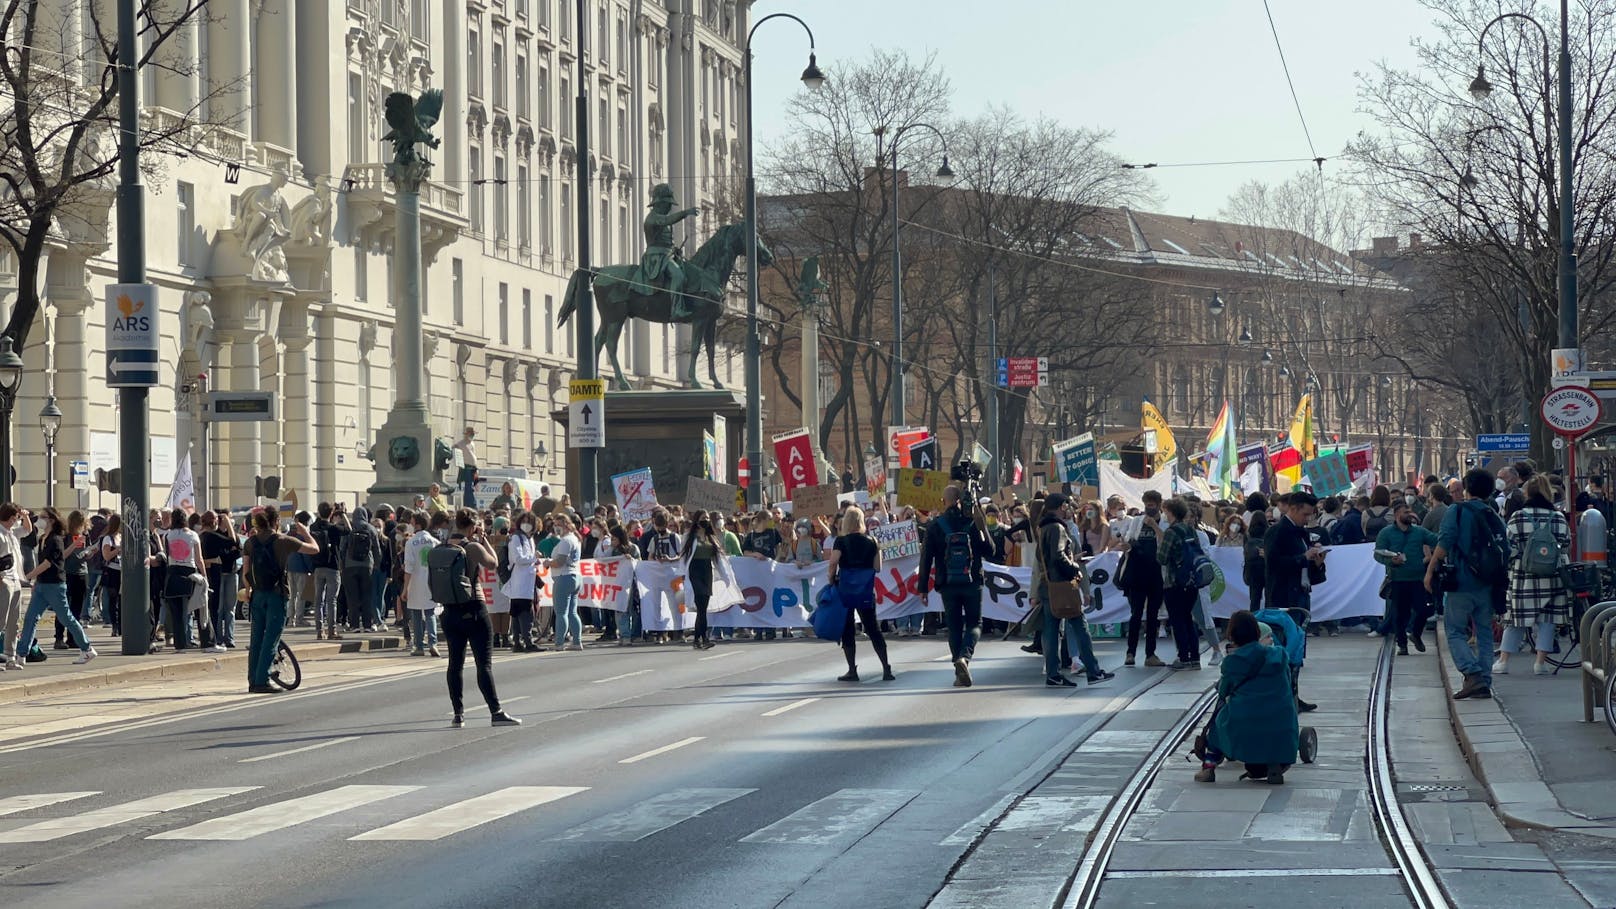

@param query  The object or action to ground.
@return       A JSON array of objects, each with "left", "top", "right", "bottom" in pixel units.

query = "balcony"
[{"left": 340, "top": 163, "right": 468, "bottom": 264}]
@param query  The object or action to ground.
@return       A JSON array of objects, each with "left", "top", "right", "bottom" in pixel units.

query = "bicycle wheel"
[
  {"left": 269, "top": 641, "right": 302, "bottom": 690},
  {"left": 1544, "top": 623, "right": 1581, "bottom": 670},
  {"left": 1605, "top": 669, "right": 1616, "bottom": 738}
]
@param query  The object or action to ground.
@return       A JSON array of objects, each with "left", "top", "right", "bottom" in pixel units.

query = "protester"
[
  {"left": 1156, "top": 497, "right": 1204, "bottom": 671},
  {"left": 548, "top": 514, "right": 584, "bottom": 651},
  {"left": 683, "top": 511, "right": 723, "bottom": 651},
  {"left": 503, "top": 510, "right": 542, "bottom": 652},
  {"left": 57, "top": 511, "right": 92, "bottom": 650},
  {"left": 308, "top": 502, "right": 346, "bottom": 640},
  {"left": 201, "top": 510, "right": 243, "bottom": 650},
  {"left": 917, "top": 485, "right": 994, "bottom": 687},
  {"left": 15, "top": 508, "right": 96, "bottom": 665},
  {"left": 1031, "top": 495, "right": 1113, "bottom": 687},
  {"left": 1117, "top": 489, "right": 1167, "bottom": 668},
  {"left": 404, "top": 510, "right": 441, "bottom": 657},
  {"left": 1426, "top": 468, "right": 1508, "bottom": 700},
  {"left": 1496, "top": 475, "right": 1570, "bottom": 676},
  {"left": 97, "top": 513, "right": 123, "bottom": 639},
  {"left": 242, "top": 508, "right": 320, "bottom": 692},
  {"left": 828, "top": 506, "right": 892, "bottom": 682},
  {"left": 1373, "top": 501, "right": 1437, "bottom": 655},
  {"left": 431, "top": 509, "right": 521, "bottom": 726}
]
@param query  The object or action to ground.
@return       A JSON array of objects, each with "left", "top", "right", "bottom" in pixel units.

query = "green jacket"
[
  {"left": 1209, "top": 641, "right": 1299, "bottom": 766},
  {"left": 1373, "top": 523, "right": 1436, "bottom": 583}
]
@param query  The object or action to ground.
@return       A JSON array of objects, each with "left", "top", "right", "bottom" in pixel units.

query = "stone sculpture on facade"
[
  {"left": 183, "top": 291, "right": 217, "bottom": 369},
  {"left": 234, "top": 166, "right": 293, "bottom": 282}
]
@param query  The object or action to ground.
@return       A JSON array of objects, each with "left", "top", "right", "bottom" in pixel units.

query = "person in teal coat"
[{"left": 1195, "top": 610, "right": 1299, "bottom": 785}]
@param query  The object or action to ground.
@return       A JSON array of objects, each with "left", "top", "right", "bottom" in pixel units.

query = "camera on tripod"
[{"left": 951, "top": 458, "right": 983, "bottom": 505}]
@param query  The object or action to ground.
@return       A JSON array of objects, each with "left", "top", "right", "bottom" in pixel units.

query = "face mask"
[
  {"left": 1086, "top": 511, "right": 1098, "bottom": 520},
  {"left": 1405, "top": 495, "right": 1417, "bottom": 506},
  {"left": 1496, "top": 479, "right": 1506, "bottom": 491},
  {"left": 36, "top": 519, "right": 49, "bottom": 534},
  {"left": 520, "top": 523, "right": 535, "bottom": 534},
  {"left": 987, "top": 518, "right": 998, "bottom": 528},
  {"left": 1145, "top": 506, "right": 1160, "bottom": 518}
]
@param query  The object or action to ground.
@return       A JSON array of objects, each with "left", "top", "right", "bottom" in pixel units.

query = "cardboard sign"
[
  {"left": 790, "top": 482, "right": 841, "bottom": 519},
  {"left": 611, "top": 467, "right": 657, "bottom": 521},
  {"left": 773, "top": 430, "right": 818, "bottom": 496},
  {"left": 1301, "top": 453, "right": 1353, "bottom": 496},
  {"left": 995, "top": 485, "right": 1026, "bottom": 509},
  {"left": 1053, "top": 433, "right": 1097, "bottom": 486},
  {"left": 685, "top": 476, "right": 741, "bottom": 516},
  {"left": 895, "top": 468, "right": 950, "bottom": 512},
  {"left": 909, "top": 437, "right": 940, "bottom": 471},
  {"left": 889, "top": 427, "right": 929, "bottom": 467},
  {"left": 864, "top": 454, "right": 887, "bottom": 494},
  {"left": 872, "top": 519, "right": 922, "bottom": 562}
]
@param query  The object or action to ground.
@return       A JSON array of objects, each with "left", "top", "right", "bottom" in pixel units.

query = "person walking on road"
[
  {"left": 682, "top": 511, "right": 723, "bottom": 651},
  {"left": 1373, "top": 501, "right": 1437, "bottom": 655},
  {"left": 242, "top": 509, "right": 319, "bottom": 693},
  {"left": 17, "top": 508, "right": 97, "bottom": 665},
  {"left": 1495, "top": 475, "right": 1570, "bottom": 677},
  {"left": 828, "top": 506, "right": 892, "bottom": 682},
  {"left": 429, "top": 509, "right": 521, "bottom": 727},
  {"left": 1156, "top": 498, "right": 1205, "bottom": 671},
  {"left": 1117, "top": 490, "right": 1167, "bottom": 668},
  {"left": 1031, "top": 494, "right": 1114, "bottom": 687},
  {"left": 548, "top": 514, "right": 584, "bottom": 652},
  {"left": 918, "top": 485, "right": 994, "bottom": 687},
  {"left": 1425, "top": 468, "right": 1509, "bottom": 700},
  {"left": 403, "top": 510, "right": 441, "bottom": 656}
]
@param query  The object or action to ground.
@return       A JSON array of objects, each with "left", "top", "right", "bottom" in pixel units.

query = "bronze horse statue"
[{"left": 555, "top": 222, "right": 771, "bottom": 390}]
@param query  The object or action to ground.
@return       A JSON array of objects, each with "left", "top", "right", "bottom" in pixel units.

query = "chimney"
[
  {"left": 1371, "top": 236, "right": 1398, "bottom": 254},
  {"left": 862, "top": 166, "right": 909, "bottom": 191},
  {"left": 1408, "top": 232, "right": 1423, "bottom": 249}
]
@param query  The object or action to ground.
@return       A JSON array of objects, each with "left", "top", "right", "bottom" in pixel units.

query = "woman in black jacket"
[
  {"left": 1031, "top": 494, "right": 1114, "bottom": 687},
  {"left": 827, "top": 506, "right": 892, "bottom": 682}
]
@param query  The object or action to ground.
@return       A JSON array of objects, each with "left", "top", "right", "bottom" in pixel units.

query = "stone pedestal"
[{"left": 554, "top": 388, "right": 746, "bottom": 507}]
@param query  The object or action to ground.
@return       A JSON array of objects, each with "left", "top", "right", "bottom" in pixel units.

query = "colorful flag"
[
  {"left": 1141, "top": 398, "right": 1177, "bottom": 471},
  {"left": 1012, "top": 457, "right": 1025, "bottom": 485},
  {"left": 1288, "top": 394, "right": 1316, "bottom": 461},
  {"left": 1203, "top": 401, "right": 1238, "bottom": 498},
  {"left": 1270, "top": 443, "right": 1302, "bottom": 491}
]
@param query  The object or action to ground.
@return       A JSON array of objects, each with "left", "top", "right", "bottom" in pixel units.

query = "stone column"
[
  {"left": 209, "top": 0, "right": 253, "bottom": 134},
  {"left": 219, "top": 329, "right": 262, "bottom": 501},
  {"left": 48, "top": 274, "right": 94, "bottom": 509},
  {"left": 279, "top": 308, "right": 315, "bottom": 507},
  {"left": 314, "top": 307, "right": 337, "bottom": 502},
  {"left": 254, "top": 0, "right": 297, "bottom": 153}
]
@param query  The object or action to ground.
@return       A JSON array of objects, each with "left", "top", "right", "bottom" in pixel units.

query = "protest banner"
[
  {"left": 685, "top": 476, "right": 742, "bottom": 516},
  {"left": 895, "top": 468, "right": 950, "bottom": 512},
  {"left": 1053, "top": 433, "right": 1097, "bottom": 486},
  {"left": 889, "top": 427, "right": 930, "bottom": 467},
  {"left": 1302, "top": 452, "right": 1353, "bottom": 496},
  {"left": 772, "top": 430, "right": 818, "bottom": 496},
  {"left": 790, "top": 482, "right": 841, "bottom": 519},
  {"left": 611, "top": 467, "right": 657, "bottom": 521}
]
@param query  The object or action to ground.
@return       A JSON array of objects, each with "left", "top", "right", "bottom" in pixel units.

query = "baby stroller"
[{"left": 1254, "top": 606, "right": 1318, "bottom": 764}]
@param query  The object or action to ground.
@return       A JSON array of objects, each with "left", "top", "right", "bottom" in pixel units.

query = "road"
[{"left": 0, "top": 633, "right": 1161, "bottom": 909}]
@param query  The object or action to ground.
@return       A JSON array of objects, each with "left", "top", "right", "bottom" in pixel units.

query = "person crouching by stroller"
[{"left": 1194, "top": 609, "right": 1298, "bottom": 785}]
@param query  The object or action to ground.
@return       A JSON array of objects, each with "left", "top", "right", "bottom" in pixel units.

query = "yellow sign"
[
  {"left": 895, "top": 468, "right": 951, "bottom": 512},
  {"left": 568, "top": 379, "right": 607, "bottom": 449},
  {"left": 569, "top": 379, "right": 606, "bottom": 401}
]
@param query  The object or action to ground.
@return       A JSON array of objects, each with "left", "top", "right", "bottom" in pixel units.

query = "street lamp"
[
  {"left": 744, "top": 11, "right": 823, "bottom": 509},
  {"left": 532, "top": 440, "right": 550, "bottom": 474},
  {"left": 1208, "top": 292, "right": 1226, "bottom": 317},
  {"left": 1238, "top": 326, "right": 1253, "bottom": 346},
  {"left": 39, "top": 396, "right": 61, "bottom": 508},
  {"left": 1261, "top": 349, "right": 1274, "bottom": 364},
  {"left": 1471, "top": 3, "right": 1577, "bottom": 350},
  {"left": 879, "top": 119, "right": 954, "bottom": 430},
  {"left": 0, "top": 336, "right": 24, "bottom": 504}
]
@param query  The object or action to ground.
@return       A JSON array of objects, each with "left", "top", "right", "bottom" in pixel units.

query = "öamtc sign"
[{"left": 1540, "top": 386, "right": 1602, "bottom": 439}]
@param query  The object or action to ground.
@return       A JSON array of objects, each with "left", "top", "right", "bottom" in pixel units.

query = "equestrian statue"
[{"left": 556, "top": 184, "right": 771, "bottom": 390}]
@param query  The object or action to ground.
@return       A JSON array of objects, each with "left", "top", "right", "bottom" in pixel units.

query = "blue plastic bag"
[{"left": 811, "top": 584, "right": 848, "bottom": 641}]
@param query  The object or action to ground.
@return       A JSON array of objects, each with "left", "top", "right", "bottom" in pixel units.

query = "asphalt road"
[{"left": 0, "top": 631, "right": 1160, "bottom": 909}]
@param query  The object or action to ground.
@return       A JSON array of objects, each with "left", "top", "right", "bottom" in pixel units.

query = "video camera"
[{"left": 951, "top": 458, "right": 983, "bottom": 506}]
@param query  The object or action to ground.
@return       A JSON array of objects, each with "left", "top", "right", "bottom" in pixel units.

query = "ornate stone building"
[{"left": 0, "top": 0, "right": 750, "bottom": 509}]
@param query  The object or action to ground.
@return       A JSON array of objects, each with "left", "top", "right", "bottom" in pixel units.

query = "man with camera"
[
  {"left": 918, "top": 481, "right": 994, "bottom": 687},
  {"left": 431, "top": 509, "right": 522, "bottom": 728}
]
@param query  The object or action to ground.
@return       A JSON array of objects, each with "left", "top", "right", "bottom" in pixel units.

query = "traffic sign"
[
  {"left": 203, "top": 391, "right": 276, "bottom": 422},
  {"left": 69, "top": 459, "right": 89, "bottom": 490},
  {"left": 1541, "top": 386, "right": 1602, "bottom": 439},
  {"left": 1475, "top": 433, "right": 1530, "bottom": 452},
  {"left": 105, "top": 284, "right": 160, "bottom": 387},
  {"left": 997, "top": 356, "right": 1049, "bottom": 388},
  {"left": 568, "top": 379, "right": 606, "bottom": 448}
]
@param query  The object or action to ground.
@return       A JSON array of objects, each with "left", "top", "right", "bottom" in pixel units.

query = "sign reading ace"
[{"left": 772, "top": 430, "right": 818, "bottom": 496}]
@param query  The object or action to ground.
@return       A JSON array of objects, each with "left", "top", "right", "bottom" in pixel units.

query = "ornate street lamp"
[
  {"left": 0, "top": 337, "right": 25, "bottom": 504},
  {"left": 39, "top": 395, "right": 62, "bottom": 509}
]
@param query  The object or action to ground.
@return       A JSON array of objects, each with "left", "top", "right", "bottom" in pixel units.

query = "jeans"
[
  {"left": 247, "top": 589, "right": 287, "bottom": 687},
  {"left": 370, "top": 567, "right": 388, "bottom": 625},
  {"left": 410, "top": 609, "right": 438, "bottom": 649},
  {"left": 1500, "top": 619, "right": 1557, "bottom": 656},
  {"left": 286, "top": 571, "right": 311, "bottom": 626},
  {"left": 100, "top": 568, "right": 121, "bottom": 635},
  {"left": 21, "top": 582, "right": 89, "bottom": 653},
  {"left": 1043, "top": 605, "right": 1102, "bottom": 678},
  {"left": 1164, "top": 585, "right": 1200, "bottom": 663},
  {"left": 1387, "top": 580, "right": 1432, "bottom": 649},
  {"left": 1444, "top": 587, "right": 1496, "bottom": 686},
  {"left": 897, "top": 612, "right": 923, "bottom": 634},
  {"left": 1125, "top": 586, "right": 1165, "bottom": 658},
  {"left": 312, "top": 567, "right": 342, "bottom": 630},
  {"left": 459, "top": 467, "right": 478, "bottom": 507},
  {"left": 441, "top": 606, "right": 500, "bottom": 716},
  {"left": 619, "top": 601, "right": 641, "bottom": 641},
  {"left": 210, "top": 571, "right": 239, "bottom": 646},
  {"left": 939, "top": 586, "right": 982, "bottom": 662},
  {"left": 341, "top": 567, "right": 373, "bottom": 629},
  {"left": 58, "top": 574, "right": 89, "bottom": 646},
  {"left": 552, "top": 574, "right": 582, "bottom": 647}
]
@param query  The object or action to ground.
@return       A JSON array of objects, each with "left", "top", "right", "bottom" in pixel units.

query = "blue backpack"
[{"left": 811, "top": 584, "right": 848, "bottom": 641}]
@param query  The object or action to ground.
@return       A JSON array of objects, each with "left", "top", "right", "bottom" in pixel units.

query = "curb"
[
  {"left": 0, "top": 636, "right": 403, "bottom": 705},
  {"left": 1434, "top": 632, "right": 1616, "bottom": 839}
]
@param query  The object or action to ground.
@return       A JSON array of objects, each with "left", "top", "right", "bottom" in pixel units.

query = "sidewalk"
[
  {"left": 1437, "top": 632, "right": 1616, "bottom": 838},
  {"left": 0, "top": 621, "right": 403, "bottom": 705}
]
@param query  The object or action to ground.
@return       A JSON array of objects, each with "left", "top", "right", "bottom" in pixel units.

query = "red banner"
[
  {"left": 890, "top": 428, "right": 930, "bottom": 468},
  {"left": 773, "top": 431, "right": 818, "bottom": 496}
]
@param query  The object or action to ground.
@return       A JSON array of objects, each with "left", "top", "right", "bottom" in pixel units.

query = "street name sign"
[
  {"left": 568, "top": 379, "right": 606, "bottom": 448},
  {"left": 105, "top": 283, "right": 160, "bottom": 387},
  {"left": 1541, "top": 386, "right": 1602, "bottom": 439},
  {"left": 996, "top": 356, "right": 1049, "bottom": 388},
  {"left": 1475, "top": 433, "right": 1530, "bottom": 453}
]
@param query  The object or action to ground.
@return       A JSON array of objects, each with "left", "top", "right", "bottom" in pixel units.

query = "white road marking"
[
  {"left": 502, "top": 695, "right": 532, "bottom": 704},
  {"left": 0, "top": 788, "right": 257, "bottom": 843},
  {"left": 740, "top": 789, "right": 918, "bottom": 846},
  {"left": 0, "top": 792, "right": 99, "bottom": 818},
  {"left": 1106, "top": 869, "right": 1398, "bottom": 879},
  {"left": 238, "top": 736, "right": 361, "bottom": 763},
  {"left": 761, "top": 697, "right": 821, "bottom": 717},
  {"left": 619, "top": 736, "right": 704, "bottom": 764},
  {"left": 939, "top": 794, "right": 1016, "bottom": 845},
  {"left": 592, "top": 669, "right": 654, "bottom": 684},
  {"left": 698, "top": 650, "right": 740, "bottom": 661},
  {"left": 149, "top": 785, "right": 418, "bottom": 841},
  {"left": 351, "top": 787, "right": 588, "bottom": 841},
  {"left": 552, "top": 789, "right": 755, "bottom": 842}
]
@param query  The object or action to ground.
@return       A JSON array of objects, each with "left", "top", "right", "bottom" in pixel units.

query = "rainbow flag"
[{"left": 1205, "top": 400, "right": 1239, "bottom": 498}]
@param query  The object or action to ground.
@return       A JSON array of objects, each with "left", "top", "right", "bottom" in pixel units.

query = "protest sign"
[
  {"left": 895, "top": 468, "right": 950, "bottom": 512},
  {"left": 773, "top": 430, "right": 818, "bottom": 496},
  {"left": 611, "top": 468, "right": 657, "bottom": 521},
  {"left": 871, "top": 519, "right": 922, "bottom": 562},
  {"left": 790, "top": 482, "right": 841, "bottom": 519},
  {"left": 685, "top": 476, "right": 742, "bottom": 516}
]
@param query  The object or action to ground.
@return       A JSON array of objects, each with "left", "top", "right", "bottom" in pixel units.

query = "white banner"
[
  {"left": 1099, "top": 459, "right": 1174, "bottom": 510},
  {"left": 164, "top": 451, "right": 195, "bottom": 512}
]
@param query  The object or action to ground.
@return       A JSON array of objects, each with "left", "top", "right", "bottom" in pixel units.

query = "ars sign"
[{"left": 105, "top": 283, "right": 160, "bottom": 387}]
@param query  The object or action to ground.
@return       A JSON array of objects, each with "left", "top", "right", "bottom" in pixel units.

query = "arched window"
[{"left": 1172, "top": 368, "right": 1191, "bottom": 414}]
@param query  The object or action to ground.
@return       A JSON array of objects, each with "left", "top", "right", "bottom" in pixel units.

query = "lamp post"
[
  {"left": 1470, "top": 1, "right": 1576, "bottom": 351},
  {"left": 532, "top": 441, "right": 550, "bottom": 476},
  {"left": 39, "top": 396, "right": 62, "bottom": 509},
  {"left": 743, "top": 12, "right": 824, "bottom": 509},
  {"left": 572, "top": 0, "right": 599, "bottom": 508},
  {"left": 879, "top": 121, "right": 954, "bottom": 430},
  {"left": 0, "top": 338, "right": 23, "bottom": 504}
]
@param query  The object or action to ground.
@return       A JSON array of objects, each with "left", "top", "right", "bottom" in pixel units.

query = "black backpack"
[
  {"left": 936, "top": 514, "right": 975, "bottom": 587},
  {"left": 348, "top": 527, "right": 373, "bottom": 562},
  {"left": 496, "top": 538, "right": 514, "bottom": 584},
  {"left": 1119, "top": 525, "right": 1161, "bottom": 591},
  {"left": 1458, "top": 504, "right": 1509, "bottom": 588},
  {"left": 310, "top": 521, "right": 335, "bottom": 568},
  {"left": 249, "top": 534, "right": 285, "bottom": 593},
  {"left": 427, "top": 541, "right": 478, "bottom": 606}
]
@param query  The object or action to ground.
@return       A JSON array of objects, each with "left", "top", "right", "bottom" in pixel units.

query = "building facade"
[{"left": 0, "top": 0, "right": 752, "bottom": 511}]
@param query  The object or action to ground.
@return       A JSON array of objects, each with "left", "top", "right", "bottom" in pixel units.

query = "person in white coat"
[
  {"left": 503, "top": 512, "right": 542, "bottom": 652},
  {"left": 404, "top": 510, "right": 441, "bottom": 656}
]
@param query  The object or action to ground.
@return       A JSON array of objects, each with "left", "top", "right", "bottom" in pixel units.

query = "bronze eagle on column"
[{"left": 382, "top": 89, "right": 445, "bottom": 167}]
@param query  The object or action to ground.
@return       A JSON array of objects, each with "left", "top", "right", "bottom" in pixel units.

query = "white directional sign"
[
  {"left": 568, "top": 379, "right": 606, "bottom": 448},
  {"left": 105, "top": 283, "right": 160, "bottom": 387}
]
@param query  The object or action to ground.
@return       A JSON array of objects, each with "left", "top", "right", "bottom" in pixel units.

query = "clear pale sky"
[{"left": 748, "top": 0, "right": 1441, "bottom": 219}]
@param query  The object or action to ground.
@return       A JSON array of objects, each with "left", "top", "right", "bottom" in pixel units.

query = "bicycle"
[
  {"left": 269, "top": 639, "right": 302, "bottom": 690},
  {"left": 1518, "top": 564, "right": 1601, "bottom": 673}
]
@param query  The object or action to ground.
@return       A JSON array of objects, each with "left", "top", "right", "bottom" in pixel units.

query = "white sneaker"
[
  {"left": 206, "top": 645, "right": 227, "bottom": 653},
  {"left": 1533, "top": 662, "right": 1551, "bottom": 676},
  {"left": 1366, "top": 629, "right": 1381, "bottom": 637},
  {"left": 1492, "top": 658, "right": 1509, "bottom": 675},
  {"left": 566, "top": 643, "right": 583, "bottom": 651},
  {"left": 5, "top": 660, "right": 22, "bottom": 671},
  {"left": 73, "top": 649, "right": 98, "bottom": 665}
]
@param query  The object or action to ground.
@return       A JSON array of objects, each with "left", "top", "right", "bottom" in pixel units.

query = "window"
[
  {"left": 617, "top": 104, "right": 626, "bottom": 160},
  {"left": 353, "top": 246, "right": 367, "bottom": 302},
  {"left": 386, "top": 250, "right": 395, "bottom": 308},
  {"left": 517, "top": 164, "right": 530, "bottom": 248},
  {"left": 492, "top": 39, "right": 505, "bottom": 107},
  {"left": 616, "top": 13, "right": 626, "bottom": 73},
  {"left": 494, "top": 155, "right": 507, "bottom": 242},
  {"left": 598, "top": 97, "right": 608, "bottom": 154},
  {"left": 469, "top": 147, "right": 484, "bottom": 233},
  {"left": 452, "top": 258, "right": 464, "bottom": 325},
  {"left": 600, "top": 209, "right": 610, "bottom": 263},
  {"left": 559, "top": 0, "right": 569, "bottom": 40},
  {"left": 597, "top": 6, "right": 608, "bottom": 68},
  {"left": 515, "top": 52, "right": 527, "bottom": 117},
  {"left": 413, "top": 0, "right": 430, "bottom": 38},
  {"left": 544, "top": 295, "right": 554, "bottom": 353},
  {"left": 468, "top": 29, "right": 482, "bottom": 98},
  {"left": 538, "top": 64, "right": 550, "bottom": 127},
  {"left": 346, "top": 72, "right": 365, "bottom": 165},
  {"left": 498, "top": 282, "right": 510, "bottom": 345},
  {"left": 560, "top": 183, "right": 572, "bottom": 259},
  {"left": 522, "top": 288, "right": 533, "bottom": 348},
  {"left": 176, "top": 181, "right": 194, "bottom": 266},
  {"left": 537, "top": 0, "right": 549, "bottom": 29},
  {"left": 538, "top": 177, "right": 552, "bottom": 253},
  {"left": 560, "top": 75, "right": 571, "bottom": 137},
  {"left": 661, "top": 324, "right": 671, "bottom": 375},
  {"left": 1172, "top": 369, "right": 1190, "bottom": 414},
  {"left": 618, "top": 203, "right": 627, "bottom": 263},
  {"left": 566, "top": 310, "right": 574, "bottom": 357}
]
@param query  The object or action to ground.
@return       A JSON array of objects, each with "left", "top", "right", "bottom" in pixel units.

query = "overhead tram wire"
[{"left": 1261, "top": 0, "right": 1322, "bottom": 168}]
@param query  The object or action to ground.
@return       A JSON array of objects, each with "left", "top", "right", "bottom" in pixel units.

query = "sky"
[{"left": 747, "top": 0, "right": 1444, "bottom": 221}]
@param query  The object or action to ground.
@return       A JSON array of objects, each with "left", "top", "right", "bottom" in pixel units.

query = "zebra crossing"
[{"left": 0, "top": 785, "right": 987, "bottom": 850}]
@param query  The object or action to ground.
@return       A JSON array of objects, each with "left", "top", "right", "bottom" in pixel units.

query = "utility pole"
[
  {"left": 985, "top": 269, "right": 1000, "bottom": 487},
  {"left": 573, "top": 0, "right": 599, "bottom": 508},
  {"left": 116, "top": 0, "right": 152, "bottom": 655}
]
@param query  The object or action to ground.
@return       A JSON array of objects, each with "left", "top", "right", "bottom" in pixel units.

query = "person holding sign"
[{"left": 827, "top": 507, "right": 893, "bottom": 682}]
